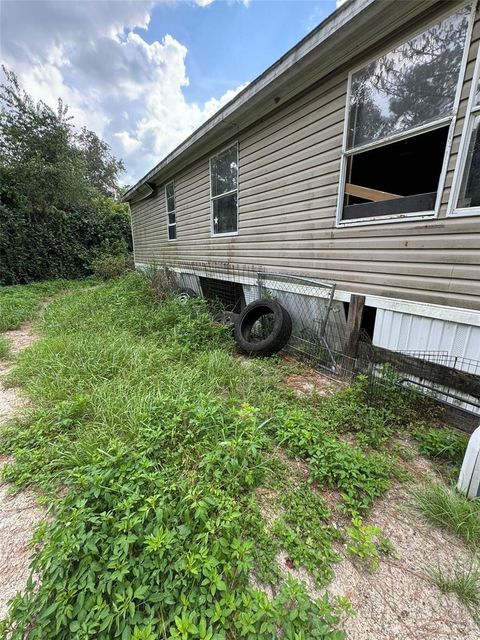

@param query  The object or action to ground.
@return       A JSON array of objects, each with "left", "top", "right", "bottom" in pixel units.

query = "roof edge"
[{"left": 122, "top": 0, "right": 376, "bottom": 202}]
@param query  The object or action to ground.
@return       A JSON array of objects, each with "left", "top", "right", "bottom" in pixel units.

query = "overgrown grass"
[
  {"left": 0, "top": 336, "right": 10, "bottom": 359},
  {"left": 429, "top": 556, "right": 480, "bottom": 623},
  {"left": 0, "top": 278, "right": 97, "bottom": 331},
  {"left": 411, "top": 481, "right": 480, "bottom": 547},
  {"left": 0, "top": 272, "right": 451, "bottom": 638}
]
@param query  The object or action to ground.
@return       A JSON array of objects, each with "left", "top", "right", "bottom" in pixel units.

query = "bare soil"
[
  {"left": 0, "top": 322, "right": 44, "bottom": 621},
  {"left": 261, "top": 451, "right": 480, "bottom": 640}
]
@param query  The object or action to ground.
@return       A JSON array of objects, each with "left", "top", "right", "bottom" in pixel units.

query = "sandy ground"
[
  {"left": 257, "top": 371, "right": 479, "bottom": 638},
  {"left": 258, "top": 482, "right": 479, "bottom": 639},
  {"left": 0, "top": 320, "right": 478, "bottom": 636},
  {"left": 0, "top": 323, "right": 44, "bottom": 621}
]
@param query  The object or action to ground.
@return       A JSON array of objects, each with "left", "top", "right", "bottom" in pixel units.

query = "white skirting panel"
[{"left": 373, "top": 309, "right": 480, "bottom": 369}]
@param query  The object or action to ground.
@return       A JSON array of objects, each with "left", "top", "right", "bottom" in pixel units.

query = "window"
[
  {"left": 165, "top": 181, "right": 176, "bottom": 240},
  {"left": 339, "top": 5, "right": 471, "bottom": 224},
  {"left": 450, "top": 48, "right": 480, "bottom": 214},
  {"left": 210, "top": 143, "right": 238, "bottom": 235}
]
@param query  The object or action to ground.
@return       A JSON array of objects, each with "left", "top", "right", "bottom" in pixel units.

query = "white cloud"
[{"left": 0, "top": 0, "right": 248, "bottom": 185}]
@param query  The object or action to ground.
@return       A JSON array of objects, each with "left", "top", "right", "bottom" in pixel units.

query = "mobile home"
[{"left": 124, "top": 0, "right": 480, "bottom": 364}]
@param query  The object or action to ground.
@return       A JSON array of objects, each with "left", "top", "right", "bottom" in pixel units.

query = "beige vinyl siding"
[{"left": 131, "top": 2, "right": 480, "bottom": 312}]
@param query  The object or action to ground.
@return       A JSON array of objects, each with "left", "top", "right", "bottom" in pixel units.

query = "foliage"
[
  {"left": 2, "top": 273, "right": 464, "bottom": 637},
  {"left": 0, "top": 278, "right": 96, "bottom": 331},
  {"left": 310, "top": 439, "right": 391, "bottom": 516},
  {"left": 0, "top": 67, "right": 131, "bottom": 284},
  {"left": 411, "top": 481, "right": 480, "bottom": 547},
  {"left": 345, "top": 517, "right": 394, "bottom": 572},
  {"left": 92, "top": 252, "right": 134, "bottom": 280},
  {"left": 411, "top": 422, "right": 468, "bottom": 465},
  {"left": 0, "top": 274, "right": 347, "bottom": 638},
  {"left": 0, "top": 336, "right": 10, "bottom": 359},
  {"left": 271, "top": 485, "right": 341, "bottom": 586},
  {"left": 429, "top": 556, "right": 480, "bottom": 624}
]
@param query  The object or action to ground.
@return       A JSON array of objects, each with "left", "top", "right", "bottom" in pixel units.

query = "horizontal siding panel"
[{"left": 131, "top": 4, "right": 480, "bottom": 313}]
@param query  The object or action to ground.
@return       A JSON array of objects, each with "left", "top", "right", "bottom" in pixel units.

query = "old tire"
[
  {"left": 235, "top": 299, "right": 292, "bottom": 357},
  {"left": 176, "top": 288, "right": 198, "bottom": 303}
]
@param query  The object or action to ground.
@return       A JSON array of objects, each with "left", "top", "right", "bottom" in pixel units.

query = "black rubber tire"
[
  {"left": 176, "top": 288, "right": 198, "bottom": 303},
  {"left": 234, "top": 299, "right": 292, "bottom": 357}
]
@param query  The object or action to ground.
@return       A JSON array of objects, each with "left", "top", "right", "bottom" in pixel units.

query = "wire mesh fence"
[
  {"left": 143, "top": 260, "right": 480, "bottom": 422},
  {"left": 257, "top": 271, "right": 339, "bottom": 365}
]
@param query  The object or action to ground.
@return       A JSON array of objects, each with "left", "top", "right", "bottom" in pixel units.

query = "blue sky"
[
  {"left": 1, "top": 0, "right": 337, "bottom": 183},
  {"left": 145, "top": 1, "right": 335, "bottom": 103}
]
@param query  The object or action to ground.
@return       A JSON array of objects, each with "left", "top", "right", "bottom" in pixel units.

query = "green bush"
[
  {"left": 0, "top": 198, "right": 132, "bottom": 285},
  {"left": 0, "top": 69, "right": 132, "bottom": 285},
  {"left": 310, "top": 438, "right": 391, "bottom": 515},
  {"left": 92, "top": 252, "right": 134, "bottom": 280},
  {"left": 411, "top": 422, "right": 468, "bottom": 465}
]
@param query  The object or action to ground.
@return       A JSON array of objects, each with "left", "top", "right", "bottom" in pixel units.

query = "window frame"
[
  {"left": 165, "top": 180, "right": 176, "bottom": 241},
  {"left": 336, "top": 1, "right": 476, "bottom": 228},
  {"left": 448, "top": 41, "right": 480, "bottom": 218},
  {"left": 209, "top": 141, "right": 239, "bottom": 237}
]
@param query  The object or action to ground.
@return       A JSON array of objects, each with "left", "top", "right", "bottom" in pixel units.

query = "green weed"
[
  {"left": 1, "top": 274, "right": 347, "bottom": 639},
  {"left": 429, "top": 556, "right": 480, "bottom": 624},
  {"left": 345, "top": 517, "right": 394, "bottom": 572},
  {"left": 0, "top": 336, "right": 10, "bottom": 359},
  {"left": 411, "top": 481, "right": 480, "bottom": 547},
  {"left": 310, "top": 438, "right": 391, "bottom": 515},
  {"left": 0, "top": 278, "right": 96, "bottom": 331},
  {"left": 271, "top": 484, "right": 342, "bottom": 585},
  {"left": 411, "top": 422, "right": 468, "bottom": 465}
]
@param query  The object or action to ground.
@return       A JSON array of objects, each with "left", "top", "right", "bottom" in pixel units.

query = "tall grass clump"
[
  {"left": 0, "top": 273, "right": 347, "bottom": 639},
  {"left": 0, "top": 336, "right": 10, "bottom": 359},
  {"left": 429, "top": 556, "right": 480, "bottom": 623},
  {"left": 411, "top": 481, "right": 480, "bottom": 547},
  {"left": 0, "top": 278, "right": 97, "bottom": 331}
]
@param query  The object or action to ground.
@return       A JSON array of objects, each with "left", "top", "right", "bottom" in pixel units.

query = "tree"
[
  {"left": 75, "top": 127, "right": 125, "bottom": 198},
  {"left": 0, "top": 67, "right": 131, "bottom": 284}
]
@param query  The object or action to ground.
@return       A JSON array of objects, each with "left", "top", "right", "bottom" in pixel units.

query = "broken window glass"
[
  {"left": 211, "top": 145, "right": 238, "bottom": 197},
  {"left": 211, "top": 144, "right": 238, "bottom": 234},
  {"left": 343, "top": 126, "right": 448, "bottom": 220},
  {"left": 348, "top": 6, "right": 470, "bottom": 149}
]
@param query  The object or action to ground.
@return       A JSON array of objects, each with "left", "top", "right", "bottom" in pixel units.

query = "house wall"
[{"left": 131, "top": 2, "right": 480, "bottom": 314}]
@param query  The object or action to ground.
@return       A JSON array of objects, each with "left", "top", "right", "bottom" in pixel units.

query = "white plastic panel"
[{"left": 373, "top": 309, "right": 480, "bottom": 369}]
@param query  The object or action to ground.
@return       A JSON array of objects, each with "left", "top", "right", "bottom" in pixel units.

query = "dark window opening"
[
  {"left": 199, "top": 277, "right": 245, "bottom": 313},
  {"left": 343, "top": 302, "right": 377, "bottom": 342},
  {"left": 343, "top": 126, "right": 449, "bottom": 220}
]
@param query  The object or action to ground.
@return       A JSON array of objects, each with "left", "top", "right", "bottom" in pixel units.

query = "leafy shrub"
[
  {"left": 310, "top": 438, "right": 391, "bottom": 515},
  {"left": 92, "top": 252, "right": 133, "bottom": 280},
  {"left": 411, "top": 422, "right": 468, "bottom": 465},
  {"left": 0, "top": 69, "right": 131, "bottom": 285}
]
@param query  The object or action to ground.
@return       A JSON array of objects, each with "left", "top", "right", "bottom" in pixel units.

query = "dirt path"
[{"left": 0, "top": 322, "right": 44, "bottom": 621}]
